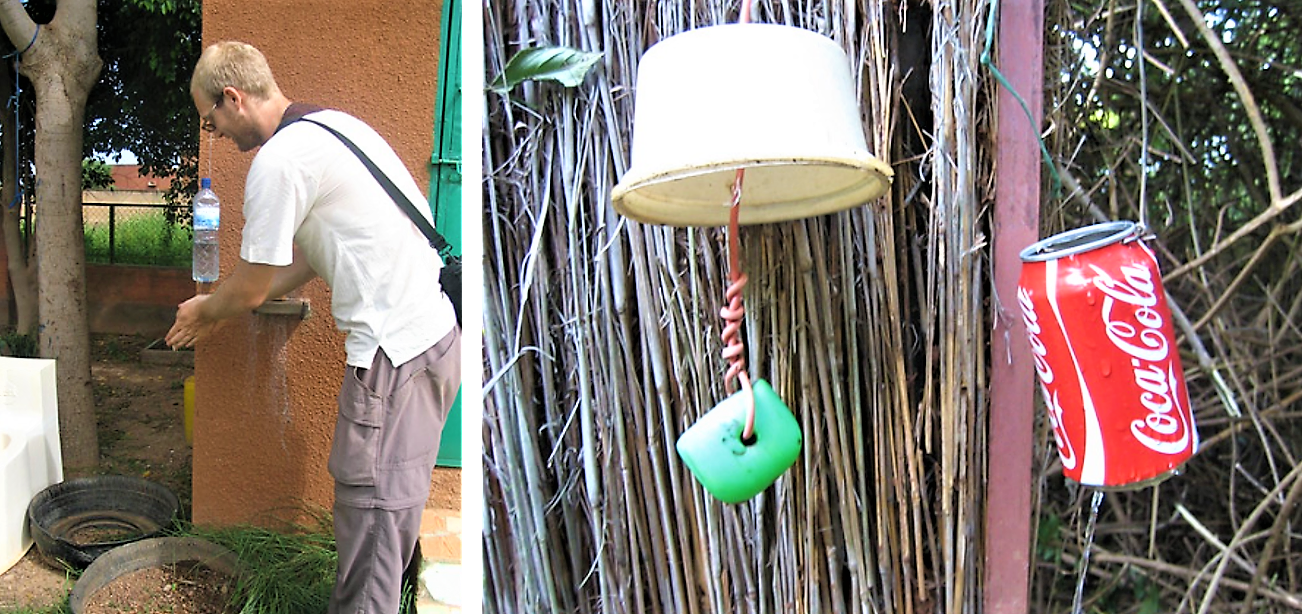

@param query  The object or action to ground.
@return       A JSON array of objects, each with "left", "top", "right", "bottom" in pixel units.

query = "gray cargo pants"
[{"left": 327, "top": 327, "right": 461, "bottom": 614}]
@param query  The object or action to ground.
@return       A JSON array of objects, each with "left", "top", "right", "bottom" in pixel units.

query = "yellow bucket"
[
  {"left": 183, "top": 375, "right": 195, "bottom": 446},
  {"left": 612, "top": 23, "right": 893, "bottom": 227}
]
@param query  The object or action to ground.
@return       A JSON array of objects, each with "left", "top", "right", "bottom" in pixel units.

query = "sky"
[{"left": 109, "top": 150, "right": 139, "bottom": 165}]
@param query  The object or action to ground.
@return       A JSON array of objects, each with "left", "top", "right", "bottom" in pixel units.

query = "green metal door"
[{"left": 431, "top": 0, "right": 462, "bottom": 467}]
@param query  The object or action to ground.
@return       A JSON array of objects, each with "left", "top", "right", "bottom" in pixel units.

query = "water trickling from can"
[{"left": 1072, "top": 490, "right": 1106, "bottom": 614}]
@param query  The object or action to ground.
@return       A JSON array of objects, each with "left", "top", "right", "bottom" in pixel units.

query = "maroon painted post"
[{"left": 985, "top": 0, "right": 1045, "bottom": 612}]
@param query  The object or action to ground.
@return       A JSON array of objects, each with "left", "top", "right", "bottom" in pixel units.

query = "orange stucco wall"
[{"left": 193, "top": 0, "right": 457, "bottom": 526}]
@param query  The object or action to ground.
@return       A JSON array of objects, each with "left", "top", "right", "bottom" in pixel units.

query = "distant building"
[
  {"left": 108, "top": 165, "right": 172, "bottom": 192},
  {"left": 84, "top": 165, "right": 173, "bottom": 206}
]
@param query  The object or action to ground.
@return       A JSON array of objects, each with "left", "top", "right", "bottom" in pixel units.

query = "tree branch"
[
  {"left": 1173, "top": 0, "right": 1281, "bottom": 204},
  {"left": 0, "top": 0, "right": 36, "bottom": 55}
]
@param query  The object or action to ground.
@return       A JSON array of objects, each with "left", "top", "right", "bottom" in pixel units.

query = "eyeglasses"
[{"left": 200, "top": 97, "right": 222, "bottom": 133}]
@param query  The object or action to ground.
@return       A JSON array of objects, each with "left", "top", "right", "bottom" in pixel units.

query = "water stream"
[
  {"left": 1072, "top": 489, "right": 1105, "bottom": 614},
  {"left": 208, "top": 133, "right": 295, "bottom": 450},
  {"left": 245, "top": 318, "right": 294, "bottom": 451}
]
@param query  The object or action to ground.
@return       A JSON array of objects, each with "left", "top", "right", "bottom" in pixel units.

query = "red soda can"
[{"left": 1017, "top": 221, "right": 1197, "bottom": 489}]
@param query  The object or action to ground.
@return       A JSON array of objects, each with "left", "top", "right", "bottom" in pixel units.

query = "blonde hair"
[{"left": 190, "top": 41, "right": 282, "bottom": 101}]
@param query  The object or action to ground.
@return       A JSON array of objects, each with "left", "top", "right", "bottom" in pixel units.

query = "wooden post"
[{"left": 985, "top": 0, "right": 1045, "bottom": 612}]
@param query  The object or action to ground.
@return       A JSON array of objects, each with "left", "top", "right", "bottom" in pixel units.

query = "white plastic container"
[
  {"left": 612, "top": 23, "right": 893, "bottom": 227},
  {"left": 0, "top": 357, "right": 61, "bottom": 575}
]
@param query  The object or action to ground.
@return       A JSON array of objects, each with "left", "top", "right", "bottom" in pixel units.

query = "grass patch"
[
  {"left": 0, "top": 601, "right": 72, "bottom": 614},
  {"left": 83, "top": 210, "right": 191, "bottom": 267},
  {"left": 0, "top": 512, "right": 418, "bottom": 614},
  {"left": 174, "top": 510, "right": 419, "bottom": 614},
  {"left": 182, "top": 514, "right": 335, "bottom": 614}
]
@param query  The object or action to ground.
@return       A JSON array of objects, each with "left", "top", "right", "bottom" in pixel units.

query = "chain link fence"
[{"left": 82, "top": 202, "right": 191, "bottom": 267}]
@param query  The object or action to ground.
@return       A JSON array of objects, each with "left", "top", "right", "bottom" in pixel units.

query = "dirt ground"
[
  {"left": 0, "top": 334, "right": 195, "bottom": 612},
  {"left": 82, "top": 564, "right": 234, "bottom": 614}
]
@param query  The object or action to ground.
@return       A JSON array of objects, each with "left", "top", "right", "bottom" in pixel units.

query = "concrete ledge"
[
  {"left": 140, "top": 338, "right": 194, "bottom": 367},
  {"left": 253, "top": 298, "right": 312, "bottom": 319}
]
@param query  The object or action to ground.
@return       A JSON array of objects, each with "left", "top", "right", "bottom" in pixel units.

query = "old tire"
[
  {"left": 69, "top": 536, "right": 240, "bottom": 613},
  {"left": 26, "top": 475, "right": 180, "bottom": 569}
]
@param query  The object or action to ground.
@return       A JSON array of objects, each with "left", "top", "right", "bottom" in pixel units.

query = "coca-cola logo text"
[
  {"left": 1090, "top": 262, "right": 1191, "bottom": 455},
  {"left": 1045, "top": 389, "right": 1077, "bottom": 469},
  {"left": 1018, "top": 285, "right": 1077, "bottom": 468},
  {"left": 1017, "top": 287, "right": 1054, "bottom": 385}
]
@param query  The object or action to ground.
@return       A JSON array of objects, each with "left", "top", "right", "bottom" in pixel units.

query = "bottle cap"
[{"left": 200, "top": 177, "right": 212, "bottom": 189}]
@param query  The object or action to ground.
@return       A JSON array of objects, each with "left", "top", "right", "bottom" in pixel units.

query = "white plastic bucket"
[
  {"left": 0, "top": 428, "right": 31, "bottom": 574},
  {"left": 612, "top": 23, "right": 893, "bottom": 227},
  {"left": 0, "top": 358, "right": 62, "bottom": 576}
]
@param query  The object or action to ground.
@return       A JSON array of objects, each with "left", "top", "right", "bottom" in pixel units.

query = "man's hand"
[
  {"left": 166, "top": 294, "right": 221, "bottom": 349},
  {"left": 163, "top": 257, "right": 309, "bottom": 350}
]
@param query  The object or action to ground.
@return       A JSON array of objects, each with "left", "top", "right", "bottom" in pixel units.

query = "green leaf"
[
  {"left": 488, "top": 46, "right": 603, "bottom": 93},
  {"left": 1035, "top": 512, "right": 1063, "bottom": 563}
]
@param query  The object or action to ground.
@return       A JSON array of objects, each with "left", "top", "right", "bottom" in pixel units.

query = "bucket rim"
[
  {"left": 612, "top": 156, "right": 893, "bottom": 227},
  {"left": 647, "top": 22, "right": 842, "bottom": 49},
  {"left": 615, "top": 154, "right": 894, "bottom": 193},
  {"left": 1019, "top": 221, "right": 1138, "bottom": 262}
]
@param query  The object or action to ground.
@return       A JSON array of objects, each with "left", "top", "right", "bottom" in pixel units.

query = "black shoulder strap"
[
  {"left": 275, "top": 102, "right": 327, "bottom": 133},
  {"left": 285, "top": 114, "right": 452, "bottom": 255}
]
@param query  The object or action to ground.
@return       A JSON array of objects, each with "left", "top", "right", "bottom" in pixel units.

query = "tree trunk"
[
  {"left": 0, "top": 1, "right": 104, "bottom": 470},
  {"left": 0, "top": 53, "right": 37, "bottom": 335}
]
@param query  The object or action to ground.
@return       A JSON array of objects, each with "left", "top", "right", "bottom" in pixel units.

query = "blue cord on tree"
[{"left": 4, "top": 24, "right": 39, "bottom": 58}]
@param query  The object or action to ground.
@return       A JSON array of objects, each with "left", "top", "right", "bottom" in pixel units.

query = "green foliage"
[
  {"left": 0, "top": 330, "right": 38, "bottom": 357},
  {"left": 1131, "top": 573, "right": 1163, "bottom": 614},
  {"left": 1035, "top": 511, "right": 1063, "bottom": 564},
  {"left": 87, "top": 0, "right": 204, "bottom": 204},
  {"left": 3, "top": 1, "right": 202, "bottom": 205},
  {"left": 130, "top": 0, "right": 179, "bottom": 13},
  {"left": 488, "top": 46, "right": 603, "bottom": 92},
  {"left": 1084, "top": 108, "right": 1120, "bottom": 131},
  {"left": 81, "top": 158, "right": 113, "bottom": 189},
  {"left": 83, "top": 209, "right": 192, "bottom": 267},
  {"left": 1, "top": 0, "right": 198, "bottom": 203},
  {"left": 1051, "top": 0, "right": 1301, "bottom": 264}
]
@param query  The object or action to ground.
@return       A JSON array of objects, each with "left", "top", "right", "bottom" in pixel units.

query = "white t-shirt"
[{"left": 242, "top": 109, "right": 456, "bottom": 368}]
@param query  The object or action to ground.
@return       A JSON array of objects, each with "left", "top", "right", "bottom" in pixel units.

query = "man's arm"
[
  {"left": 199, "top": 258, "right": 280, "bottom": 316},
  {"left": 266, "top": 246, "right": 318, "bottom": 299},
  {"left": 166, "top": 258, "right": 285, "bottom": 348}
]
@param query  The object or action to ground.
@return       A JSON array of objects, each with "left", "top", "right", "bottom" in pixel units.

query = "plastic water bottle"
[{"left": 192, "top": 177, "right": 220, "bottom": 283}]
